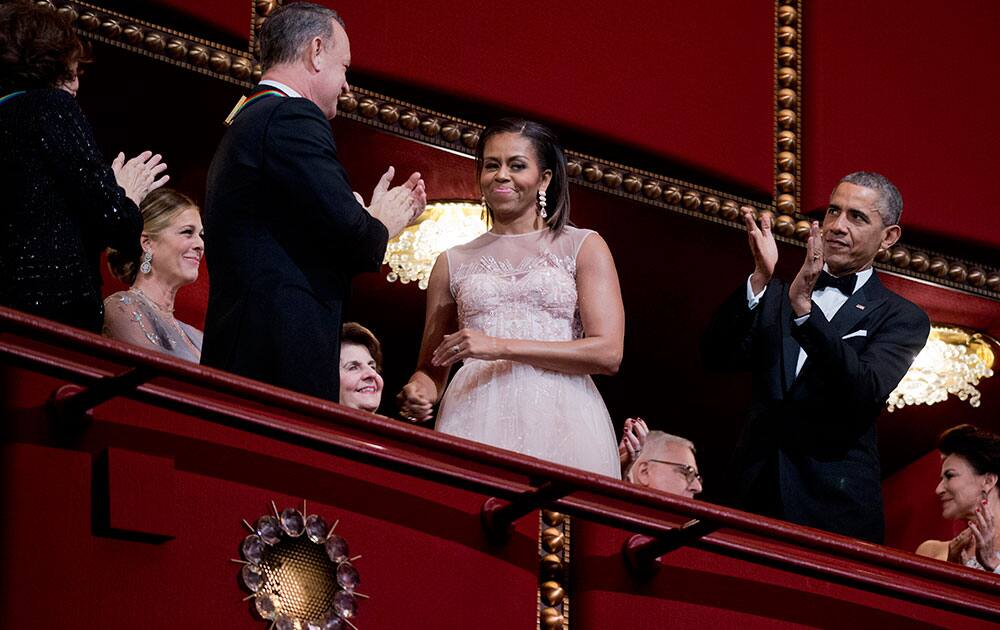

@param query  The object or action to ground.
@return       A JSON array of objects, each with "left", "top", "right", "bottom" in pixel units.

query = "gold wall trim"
[
  {"left": 48, "top": 0, "right": 1000, "bottom": 300},
  {"left": 775, "top": 1, "right": 802, "bottom": 218},
  {"left": 44, "top": 0, "right": 260, "bottom": 88}
]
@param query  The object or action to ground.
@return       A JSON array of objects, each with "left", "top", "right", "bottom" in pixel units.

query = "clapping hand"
[
  {"left": 366, "top": 166, "right": 427, "bottom": 239},
  {"left": 969, "top": 497, "right": 999, "bottom": 571},
  {"left": 618, "top": 417, "right": 649, "bottom": 469},
  {"left": 947, "top": 527, "right": 974, "bottom": 565},
  {"left": 743, "top": 206, "right": 777, "bottom": 295},
  {"left": 789, "top": 221, "right": 823, "bottom": 317},
  {"left": 112, "top": 150, "right": 169, "bottom": 205}
]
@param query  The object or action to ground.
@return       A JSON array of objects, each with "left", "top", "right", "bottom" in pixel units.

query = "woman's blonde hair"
[{"left": 107, "top": 188, "right": 198, "bottom": 284}]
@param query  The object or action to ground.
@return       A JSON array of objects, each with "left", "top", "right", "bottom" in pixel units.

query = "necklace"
[{"left": 129, "top": 286, "right": 174, "bottom": 314}]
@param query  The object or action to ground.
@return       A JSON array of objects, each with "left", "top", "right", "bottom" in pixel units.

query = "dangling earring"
[
  {"left": 140, "top": 250, "right": 153, "bottom": 274},
  {"left": 480, "top": 195, "right": 488, "bottom": 223},
  {"left": 537, "top": 190, "right": 548, "bottom": 219}
]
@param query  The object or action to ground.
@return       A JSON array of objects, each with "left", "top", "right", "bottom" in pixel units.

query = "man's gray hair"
[
  {"left": 626, "top": 431, "right": 696, "bottom": 482},
  {"left": 259, "top": 2, "right": 345, "bottom": 72},
  {"left": 838, "top": 171, "right": 903, "bottom": 226}
]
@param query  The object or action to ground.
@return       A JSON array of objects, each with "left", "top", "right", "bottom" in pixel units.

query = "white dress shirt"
[{"left": 746, "top": 266, "right": 873, "bottom": 377}]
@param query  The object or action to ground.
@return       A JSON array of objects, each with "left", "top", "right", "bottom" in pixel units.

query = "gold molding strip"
[
  {"left": 775, "top": 1, "right": 802, "bottom": 217},
  {"left": 539, "top": 510, "right": 570, "bottom": 630},
  {"left": 49, "top": 0, "right": 1000, "bottom": 300},
  {"left": 43, "top": 0, "right": 259, "bottom": 88}
]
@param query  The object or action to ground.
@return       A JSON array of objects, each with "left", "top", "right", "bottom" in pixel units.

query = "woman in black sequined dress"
[{"left": 0, "top": 2, "right": 168, "bottom": 331}]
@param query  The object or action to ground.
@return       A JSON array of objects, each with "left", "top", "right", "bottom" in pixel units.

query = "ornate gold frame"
[{"left": 39, "top": 0, "right": 1000, "bottom": 300}]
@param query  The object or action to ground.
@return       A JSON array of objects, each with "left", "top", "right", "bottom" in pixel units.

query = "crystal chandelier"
[
  {"left": 887, "top": 325, "right": 996, "bottom": 412},
  {"left": 383, "top": 201, "right": 488, "bottom": 289}
]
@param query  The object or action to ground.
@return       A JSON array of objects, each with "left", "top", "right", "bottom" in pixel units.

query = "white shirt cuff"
[
  {"left": 746, "top": 275, "right": 766, "bottom": 310},
  {"left": 793, "top": 313, "right": 810, "bottom": 326}
]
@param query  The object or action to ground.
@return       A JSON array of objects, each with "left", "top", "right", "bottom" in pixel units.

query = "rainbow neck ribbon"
[
  {"left": 0, "top": 91, "right": 26, "bottom": 107},
  {"left": 224, "top": 88, "right": 287, "bottom": 125}
]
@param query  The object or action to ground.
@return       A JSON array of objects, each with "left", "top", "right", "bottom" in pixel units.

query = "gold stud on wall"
[
  {"left": 538, "top": 510, "right": 569, "bottom": 630},
  {"left": 45, "top": 0, "right": 1000, "bottom": 300},
  {"left": 775, "top": 2, "right": 803, "bottom": 221}
]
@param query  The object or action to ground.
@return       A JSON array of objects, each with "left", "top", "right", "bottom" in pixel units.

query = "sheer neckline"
[{"left": 487, "top": 228, "right": 551, "bottom": 238}]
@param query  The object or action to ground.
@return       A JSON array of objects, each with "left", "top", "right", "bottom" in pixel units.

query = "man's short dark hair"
[
  {"left": 259, "top": 2, "right": 344, "bottom": 72},
  {"left": 838, "top": 171, "right": 903, "bottom": 226}
]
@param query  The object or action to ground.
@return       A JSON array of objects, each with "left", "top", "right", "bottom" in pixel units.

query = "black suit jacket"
[
  {"left": 202, "top": 89, "right": 389, "bottom": 401},
  {"left": 703, "top": 273, "right": 929, "bottom": 543}
]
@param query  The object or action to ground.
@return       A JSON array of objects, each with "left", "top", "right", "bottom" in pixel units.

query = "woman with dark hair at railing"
[
  {"left": 338, "top": 322, "right": 384, "bottom": 414},
  {"left": 103, "top": 188, "right": 203, "bottom": 362},
  {"left": 0, "top": 1, "right": 168, "bottom": 332},
  {"left": 917, "top": 424, "right": 1000, "bottom": 573},
  {"left": 398, "top": 118, "right": 625, "bottom": 478}
]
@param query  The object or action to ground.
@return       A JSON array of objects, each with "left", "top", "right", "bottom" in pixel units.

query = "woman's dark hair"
[
  {"left": 107, "top": 188, "right": 198, "bottom": 285},
  {"left": 0, "top": 1, "right": 86, "bottom": 93},
  {"left": 475, "top": 118, "right": 571, "bottom": 231},
  {"left": 939, "top": 424, "right": 1000, "bottom": 476},
  {"left": 341, "top": 322, "right": 383, "bottom": 373}
]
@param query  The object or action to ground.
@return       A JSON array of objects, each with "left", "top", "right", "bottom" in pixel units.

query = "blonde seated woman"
[
  {"left": 916, "top": 424, "right": 1000, "bottom": 574},
  {"left": 104, "top": 188, "right": 204, "bottom": 362}
]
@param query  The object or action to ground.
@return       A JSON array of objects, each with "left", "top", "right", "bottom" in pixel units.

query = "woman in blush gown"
[{"left": 398, "top": 118, "right": 624, "bottom": 478}]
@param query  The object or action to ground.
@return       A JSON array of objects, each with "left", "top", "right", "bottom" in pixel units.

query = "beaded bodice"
[{"left": 446, "top": 227, "right": 592, "bottom": 343}]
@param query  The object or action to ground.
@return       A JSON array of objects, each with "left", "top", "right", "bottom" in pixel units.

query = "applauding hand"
[
  {"left": 789, "top": 221, "right": 824, "bottom": 317},
  {"left": 742, "top": 206, "right": 777, "bottom": 295},
  {"left": 618, "top": 417, "right": 649, "bottom": 469},
  {"left": 969, "top": 498, "right": 999, "bottom": 571},
  {"left": 366, "top": 166, "right": 426, "bottom": 239},
  {"left": 112, "top": 150, "right": 169, "bottom": 205},
  {"left": 946, "top": 527, "right": 974, "bottom": 565}
]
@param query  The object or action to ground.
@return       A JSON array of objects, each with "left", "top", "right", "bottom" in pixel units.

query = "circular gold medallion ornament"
[{"left": 237, "top": 502, "right": 365, "bottom": 629}]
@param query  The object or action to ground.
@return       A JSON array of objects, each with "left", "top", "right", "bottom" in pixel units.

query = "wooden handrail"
[{"left": 1, "top": 305, "right": 998, "bottom": 618}]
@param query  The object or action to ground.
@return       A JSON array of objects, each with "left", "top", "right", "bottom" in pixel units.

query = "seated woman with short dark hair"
[
  {"left": 339, "top": 322, "right": 383, "bottom": 413},
  {"left": 916, "top": 424, "right": 1000, "bottom": 573}
]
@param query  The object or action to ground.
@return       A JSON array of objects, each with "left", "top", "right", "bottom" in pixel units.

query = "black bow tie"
[{"left": 814, "top": 271, "right": 857, "bottom": 296}]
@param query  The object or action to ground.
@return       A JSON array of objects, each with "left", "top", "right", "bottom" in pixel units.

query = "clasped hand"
[
  {"left": 431, "top": 328, "right": 499, "bottom": 367},
  {"left": 396, "top": 328, "right": 498, "bottom": 424},
  {"left": 741, "top": 206, "right": 822, "bottom": 317}
]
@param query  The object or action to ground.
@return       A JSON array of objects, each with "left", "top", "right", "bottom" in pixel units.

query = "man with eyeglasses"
[{"left": 626, "top": 431, "right": 703, "bottom": 498}]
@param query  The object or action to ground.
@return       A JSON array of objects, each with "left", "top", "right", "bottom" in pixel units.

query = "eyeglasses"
[{"left": 645, "top": 460, "right": 703, "bottom": 486}]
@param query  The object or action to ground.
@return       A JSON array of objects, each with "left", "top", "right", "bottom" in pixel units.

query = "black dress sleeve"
[{"left": 37, "top": 89, "right": 143, "bottom": 261}]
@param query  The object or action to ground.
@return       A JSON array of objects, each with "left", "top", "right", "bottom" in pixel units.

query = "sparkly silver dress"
[
  {"left": 435, "top": 226, "right": 621, "bottom": 478},
  {"left": 103, "top": 289, "right": 203, "bottom": 363}
]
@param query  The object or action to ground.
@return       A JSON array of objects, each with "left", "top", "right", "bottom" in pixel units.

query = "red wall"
[
  {"left": 336, "top": 0, "right": 776, "bottom": 194},
  {"left": 803, "top": 1, "right": 1000, "bottom": 250}
]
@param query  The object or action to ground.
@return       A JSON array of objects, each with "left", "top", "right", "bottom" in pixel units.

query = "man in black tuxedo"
[
  {"left": 703, "top": 172, "right": 929, "bottom": 543},
  {"left": 202, "top": 3, "right": 425, "bottom": 401}
]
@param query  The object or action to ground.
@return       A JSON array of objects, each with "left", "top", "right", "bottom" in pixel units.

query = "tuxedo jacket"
[
  {"left": 703, "top": 273, "right": 929, "bottom": 543},
  {"left": 201, "top": 89, "right": 388, "bottom": 401}
]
